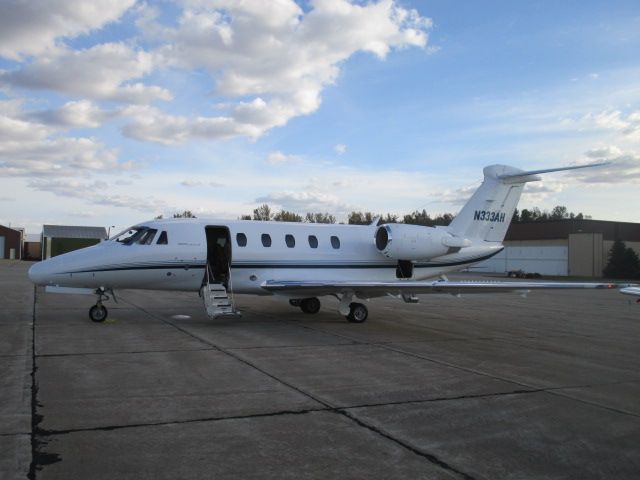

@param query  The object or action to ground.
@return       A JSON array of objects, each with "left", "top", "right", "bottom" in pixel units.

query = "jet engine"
[{"left": 374, "top": 224, "right": 470, "bottom": 260}]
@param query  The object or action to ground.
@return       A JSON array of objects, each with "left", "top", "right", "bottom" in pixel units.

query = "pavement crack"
[
  {"left": 336, "top": 409, "right": 477, "bottom": 480},
  {"left": 37, "top": 407, "right": 329, "bottom": 436},
  {"left": 28, "top": 286, "right": 62, "bottom": 480}
]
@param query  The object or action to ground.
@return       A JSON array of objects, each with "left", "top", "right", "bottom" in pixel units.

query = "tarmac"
[{"left": 2, "top": 260, "right": 640, "bottom": 479}]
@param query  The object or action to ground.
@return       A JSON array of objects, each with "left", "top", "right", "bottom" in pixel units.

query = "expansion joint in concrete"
[
  {"left": 36, "top": 347, "right": 214, "bottom": 359},
  {"left": 120, "top": 297, "right": 336, "bottom": 410},
  {"left": 28, "top": 285, "right": 37, "bottom": 480}
]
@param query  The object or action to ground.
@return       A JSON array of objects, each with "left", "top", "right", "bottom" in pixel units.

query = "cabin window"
[
  {"left": 308, "top": 235, "right": 318, "bottom": 249},
  {"left": 137, "top": 229, "right": 157, "bottom": 245},
  {"left": 261, "top": 233, "right": 272, "bottom": 247},
  {"left": 236, "top": 233, "right": 247, "bottom": 247},
  {"left": 285, "top": 234, "right": 295, "bottom": 248},
  {"left": 157, "top": 231, "right": 168, "bottom": 245},
  {"left": 331, "top": 235, "right": 340, "bottom": 249}
]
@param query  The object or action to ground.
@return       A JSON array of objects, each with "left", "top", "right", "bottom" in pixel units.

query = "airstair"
[{"left": 201, "top": 264, "right": 241, "bottom": 319}]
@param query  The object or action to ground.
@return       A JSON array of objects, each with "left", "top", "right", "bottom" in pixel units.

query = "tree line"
[
  {"left": 511, "top": 206, "right": 590, "bottom": 223},
  {"left": 166, "top": 204, "right": 590, "bottom": 226}
]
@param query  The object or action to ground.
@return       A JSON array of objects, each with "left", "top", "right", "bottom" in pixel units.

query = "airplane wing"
[{"left": 261, "top": 279, "right": 620, "bottom": 298}]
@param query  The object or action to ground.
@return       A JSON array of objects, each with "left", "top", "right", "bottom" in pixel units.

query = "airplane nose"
[
  {"left": 28, "top": 261, "right": 48, "bottom": 285},
  {"left": 28, "top": 257, "right": 63, "bottom": 285}
]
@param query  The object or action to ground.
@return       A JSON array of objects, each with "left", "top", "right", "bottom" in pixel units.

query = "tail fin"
[{"left": 447, "top": 163, "right": 606, "bottom": 243}]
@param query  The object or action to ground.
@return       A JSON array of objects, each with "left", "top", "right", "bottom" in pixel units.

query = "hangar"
[
  {"left": 479, "top": 219, "right": 640, "bottom": 278},
  {"left": 41, "top": 225, "right": 108, "bottom": 259},
  {"left": 0, "top": 224, "right": 23, "bottom": 260}
]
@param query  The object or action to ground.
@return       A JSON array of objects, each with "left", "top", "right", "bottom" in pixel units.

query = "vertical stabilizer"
[
  {"left": 448, "top": 165, "right": 526, "bottom": 243},
  {"left": 447, "top": 162, "right": 606, "bottom": 244}
]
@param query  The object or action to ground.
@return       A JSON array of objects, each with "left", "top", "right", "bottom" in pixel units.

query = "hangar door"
[{"left": 478, "top": 242, "right": 568, "bottom": 276}]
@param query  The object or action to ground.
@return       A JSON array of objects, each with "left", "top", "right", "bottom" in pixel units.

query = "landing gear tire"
[
  {"left": 346, "top": 303, "right": 368, "bottom": 323},
  {"left": 300, "top": 297, "right": 321, "bottom": 314},
  {"left": 89, "top": 304, "right": 108, "bottom": 323}
]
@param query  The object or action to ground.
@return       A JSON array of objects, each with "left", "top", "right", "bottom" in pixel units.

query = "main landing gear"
[
  {"left": 289, "top": 297, "right": 321, "bottom": 314},
  {"left": 346, "top": 303, "right": 368, "bottom": 323},
  {"left": 89, "top": 288, "right": 112, "bottom": 323},
  {"left": 289, "top": 297, "right": 369, "bottom": 323}
]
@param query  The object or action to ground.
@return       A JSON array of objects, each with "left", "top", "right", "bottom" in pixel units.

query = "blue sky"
[{"left": 0, "top": 0, "right": 639, "bottom": 234}]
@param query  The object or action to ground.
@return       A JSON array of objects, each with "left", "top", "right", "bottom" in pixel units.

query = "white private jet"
[{"left": 29, "top": 163, "right": 625, "bottom": 323}]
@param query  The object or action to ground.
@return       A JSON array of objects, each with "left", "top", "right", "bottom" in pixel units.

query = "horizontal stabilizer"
[{"left": 498, "top": 162, "right": 608, "bottom": 182}]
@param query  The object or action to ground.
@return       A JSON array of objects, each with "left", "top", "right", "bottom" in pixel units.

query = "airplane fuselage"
[{"left": 29, "top": 218, "right": 503, "bottom": 295}]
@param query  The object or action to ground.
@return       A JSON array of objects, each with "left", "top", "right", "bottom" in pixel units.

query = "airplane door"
[{"left": 205, "top": 226, "right": 232, "bottom": 286}]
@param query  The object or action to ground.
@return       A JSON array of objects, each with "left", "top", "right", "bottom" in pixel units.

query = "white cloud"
[
  {"left": 583, "top": 110, "right": 640, "bottom": 139},
  {"left": 69, "top": 210, "right": 98, "bottom": 218},
  {"left": 180, "top": 179, "right": 224, "bottom": 187},
  {"left": 27, "top": 100, "right": 111, "bottom": 129},
  {"left": 0, "top": 0, "right": 136, "bottom": 60},
  {"left": 128, "top": 0, "right": 431, "bottom": 143},
  {"left": 0, "top": 101, "right": 128, "bottom": 177},
  {"left": 585, "top": 145, "right": 623, "bottom": 159},
  {"left": 574, "top": 150, "right": 640, "bottom": 184},
  {"left": 1, "top": 43, "right": 171, "bottom": 104},
  {"left": 266, "top": 151, "right": 302, "bottom": 165},
  {"left": 434, "top": 184, "right": 478, "bottom": 206},
  {"left": 334, "top": 143, "right": 347, "bottom": 155},
  {"left": 255, "top": 190, "right": 353, "bottom": 214},
  {"left": 28, "top": 178, "right": 167, "bottom": 213},
  {"left": 121, "top": 105, "right": 261, "bottom": 144}
]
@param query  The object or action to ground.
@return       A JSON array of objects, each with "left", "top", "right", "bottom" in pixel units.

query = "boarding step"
[{"left": 201, "top": 284, "right": 241, "bottom": 319}]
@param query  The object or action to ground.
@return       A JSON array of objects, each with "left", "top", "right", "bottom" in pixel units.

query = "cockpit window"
[
  {"left": 138, "top": 229, "right": 157, "bottom": 245},
  {"left": 157, "top": 231, "right": 168, "bottom": 245},
  {"left": 113, "top": 227, "right": 144, "bottom": 245},
  {"left": 113, "top": 227, "right": 157, "bottom": 245}
]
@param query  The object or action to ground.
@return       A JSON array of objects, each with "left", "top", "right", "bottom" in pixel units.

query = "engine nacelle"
[{"left": 374, "top": 224, "right": 470, "bottom": 260}]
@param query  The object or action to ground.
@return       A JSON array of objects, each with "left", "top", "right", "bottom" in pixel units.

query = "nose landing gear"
[
  {"left": 89, "top": 304, "right": 108, "bottom": 322},
  {"left": 89, "top": 288, "right": 113, "bottom": 323}
]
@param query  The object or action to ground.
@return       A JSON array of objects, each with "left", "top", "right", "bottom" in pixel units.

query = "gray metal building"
[
  {"left": 478, "top": 219, "right": 640, "bottom": 278},
  {"left": 41, "top": 225, "right": 108, "bottom": 259}
]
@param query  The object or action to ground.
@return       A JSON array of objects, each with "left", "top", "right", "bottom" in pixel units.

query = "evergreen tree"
[{"left": 604, "top": 239, "right": 640, "bottom": 279}]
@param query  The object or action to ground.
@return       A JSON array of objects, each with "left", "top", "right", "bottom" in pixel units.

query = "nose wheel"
[
  {"left": 89, "top": 288, "right": 112, "bottom": 323},
  {"left": 89, "top": 304, "right": 108, "bottom": 322}
]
